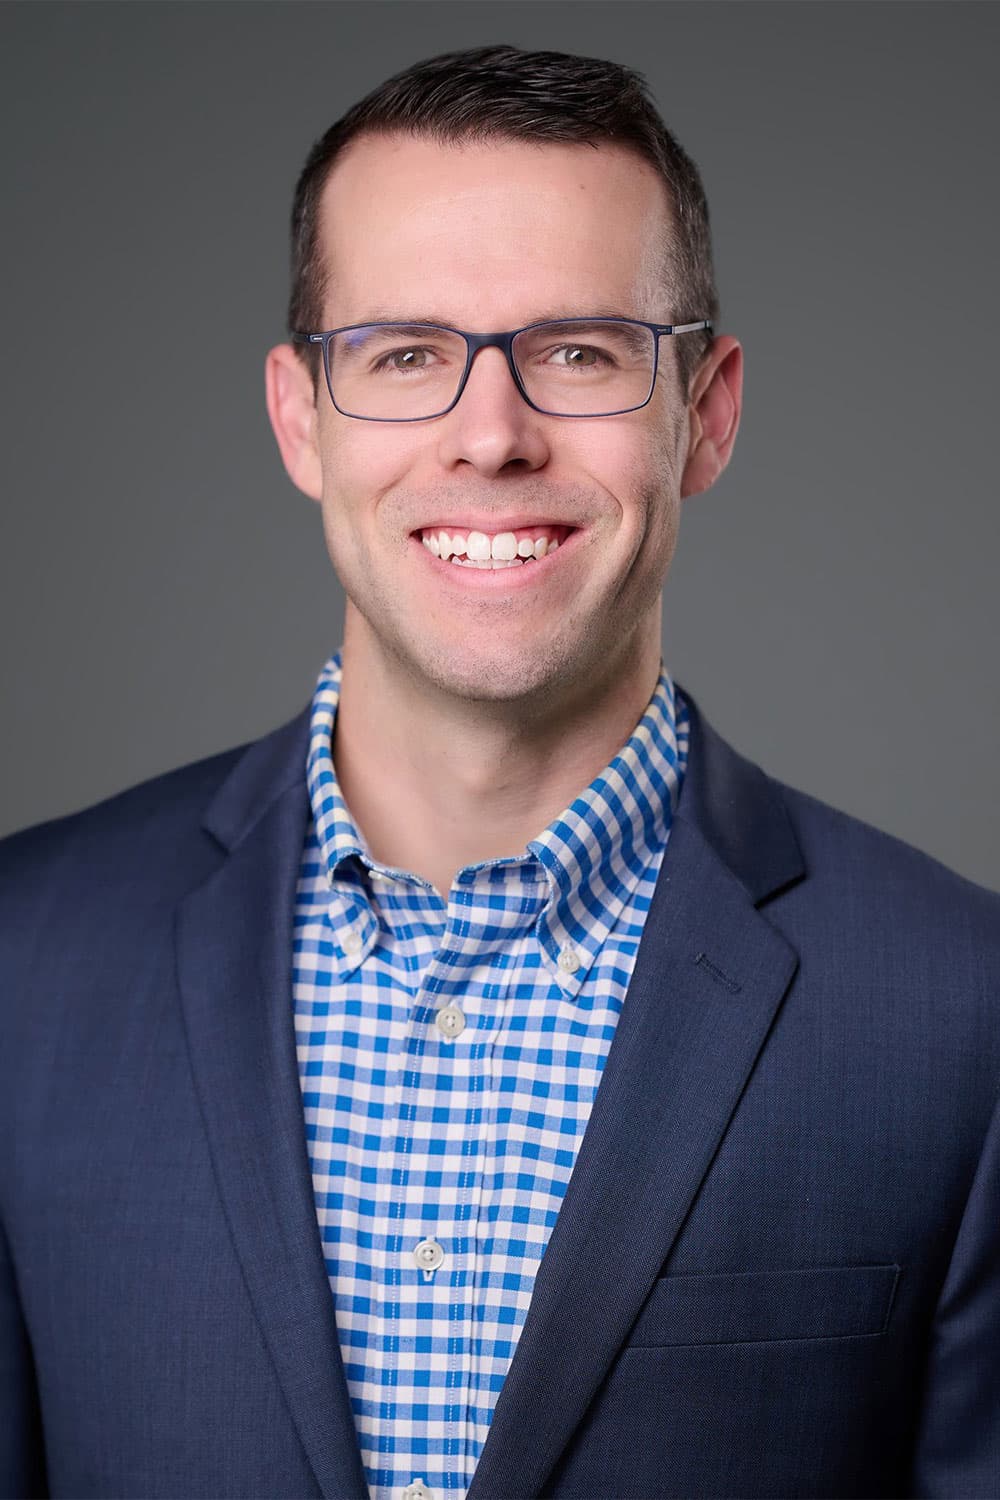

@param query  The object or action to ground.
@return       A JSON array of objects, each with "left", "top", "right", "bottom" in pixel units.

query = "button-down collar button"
[
  {"left": 413, "top": 1237, "right": 445, "bottom": 1273},
  {"left": 557, "top": 944, "right": 581, "bottom": 975},
  {"left": 342, "top": 928, "right": 363, "bottom": 956},
  {"left": 402, "top": 1481, "right": 434, "bottom": 1500},
  {"left": 435, "top": 1004, "right": 466, "bottom": 1040}
]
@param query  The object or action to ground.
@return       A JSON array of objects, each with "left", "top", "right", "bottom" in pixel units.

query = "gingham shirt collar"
[{"left": 305, "top": 649, "right": 685, "bottom": 997}]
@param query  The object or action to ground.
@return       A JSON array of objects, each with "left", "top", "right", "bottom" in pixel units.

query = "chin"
[{"left": 408, "top": 638, "right": 583, "bottom": 706}]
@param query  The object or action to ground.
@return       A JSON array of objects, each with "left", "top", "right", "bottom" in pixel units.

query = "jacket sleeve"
[
  {"left": 0, "top": 1214, "right": 48, "bottom": 1500},
  {"left": 910, "top": 1086, "right": 1000, "bottom": 1498}
]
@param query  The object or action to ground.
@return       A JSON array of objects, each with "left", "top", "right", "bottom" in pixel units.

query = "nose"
[{"left": 434, "top": 345, "right": 550, "bottom": 478}]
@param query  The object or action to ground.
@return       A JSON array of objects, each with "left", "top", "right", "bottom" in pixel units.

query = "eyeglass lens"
[{"left": 325, "top": 321, "right": 657, "bottom": 419}]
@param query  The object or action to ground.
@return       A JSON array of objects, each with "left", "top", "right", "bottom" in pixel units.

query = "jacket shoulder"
[
  {"left": 676, "top": 683, "right": 1000, "bottom": 933},
  {"left": 773, "top": 772, "right": 1000, "bottom": 922},
  {"left": 759, "top": 771, "right": 1000, "bottom": 1074},
  {"left": 0, "top": 737, "right": 270, "bottom": 1036},
  {"left": 0, "top": 717, "right": 306, "bottom": 969},
  {"left": 0, "top": 738, "right": 249, "bottom": 879}
]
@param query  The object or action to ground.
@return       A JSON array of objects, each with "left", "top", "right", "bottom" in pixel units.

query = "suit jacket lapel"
[
  {"left": 172, "top": 684, "right": 805, "bottom": 1500},
  {"left": 174, "top": 707, "right": 369, "bottom": 1500},
  {"left": 467, "top": 690, "right": 806, "bottom": 1499}
]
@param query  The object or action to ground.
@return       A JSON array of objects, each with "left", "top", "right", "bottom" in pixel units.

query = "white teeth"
[
  {"left": 450, "top": 556, "right": 524, "bottom": 569},
  {"left": 422, "top": 527, "right": 565, "bottom": 563}
]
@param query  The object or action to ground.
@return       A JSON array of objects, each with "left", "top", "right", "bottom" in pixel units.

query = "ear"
[
  {"left": 680, "top": 335, "right": 743, "bottom": 500},
  {"left": 264, "top": 343, "right": 324, "bottom": 501}
]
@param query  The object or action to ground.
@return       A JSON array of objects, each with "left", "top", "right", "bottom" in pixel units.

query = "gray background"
[{"left": 2, "top": 0, "right": 997, "bottom": 892}]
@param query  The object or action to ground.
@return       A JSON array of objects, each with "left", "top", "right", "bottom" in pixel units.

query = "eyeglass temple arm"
[{"left": 656, "top": 321, "right": 713, "bottom": 336}]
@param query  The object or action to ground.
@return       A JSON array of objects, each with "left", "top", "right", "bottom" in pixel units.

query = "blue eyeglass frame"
[{"left": 291, "top": 315, "right": 714, "bottom": 421}]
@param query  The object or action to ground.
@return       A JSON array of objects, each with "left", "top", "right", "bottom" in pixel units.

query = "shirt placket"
[{"left": 377, "top": 862, "right": 545, "bottom": 1497}]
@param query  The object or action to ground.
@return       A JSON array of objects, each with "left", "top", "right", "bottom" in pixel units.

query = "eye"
[
  {"left": 547, "top": 343, "right": 611, "bottom": 369},
  {"left": 373, "top": 346, "right": 439, "bottom": 373}
]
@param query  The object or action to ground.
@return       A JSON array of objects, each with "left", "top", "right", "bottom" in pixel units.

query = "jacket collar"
[{"left": 673, "top": 685, "right": 805, "bottom": 904}]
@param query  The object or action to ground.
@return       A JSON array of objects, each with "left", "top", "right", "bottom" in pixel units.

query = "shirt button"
[
  {"left": 342, "top": 929, "right": 363, "bottom": 956},
  {"left": 413, "top": 1237, "right": 445, "bottom": 1273},
  {"left": 435, "top": 1004, "right": 466, "bottom": 1039},
  {"left": 558, "top": 945, "right": 581, "bottom": 975},
  {"left": 402, "top": 1481, "right": 434, "bottom": 1500}
]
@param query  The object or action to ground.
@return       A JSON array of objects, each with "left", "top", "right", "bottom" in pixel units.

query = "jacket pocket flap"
[{"left": 627, "top": 1263, "right": 900, "bottom": 1347}]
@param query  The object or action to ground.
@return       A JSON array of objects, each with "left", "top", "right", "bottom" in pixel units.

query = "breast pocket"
[{"left": 626, "top": 1263, "right": 900, "bottom": 1347}]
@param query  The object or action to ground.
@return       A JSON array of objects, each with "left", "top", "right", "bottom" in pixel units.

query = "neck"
[{"left": 332, "top": 609, "right": 664, "bottom": 898}]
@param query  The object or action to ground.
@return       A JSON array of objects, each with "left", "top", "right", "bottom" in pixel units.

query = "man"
[{"left": 1, "top": 42, "right": 998, "bottom": 1500}]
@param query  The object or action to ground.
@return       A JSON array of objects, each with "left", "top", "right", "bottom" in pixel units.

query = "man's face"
[{"left": 295, "top": 134, "right": 703, "bottom": 708}]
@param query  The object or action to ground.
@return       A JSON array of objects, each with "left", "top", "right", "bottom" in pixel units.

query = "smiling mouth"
[{"left": 416, "top": 523, "right": 574, "bottom": 568}]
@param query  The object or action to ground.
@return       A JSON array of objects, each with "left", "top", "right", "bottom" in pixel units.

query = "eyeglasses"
[{"left": 291, "top": 316, "right": 713, "bottom": 421}]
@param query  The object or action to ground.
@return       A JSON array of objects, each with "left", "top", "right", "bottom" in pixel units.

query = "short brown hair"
[{"left": 287, "top": 44, "right": 719, "bottom": 400}]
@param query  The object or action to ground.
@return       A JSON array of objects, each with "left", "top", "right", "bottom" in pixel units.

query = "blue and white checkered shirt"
[{"left": 293, "top": 650, "right": 689, "bottom": 1500}]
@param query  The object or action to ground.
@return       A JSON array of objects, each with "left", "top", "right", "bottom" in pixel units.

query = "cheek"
[
  {"left": 318, "top": 414, "right": 380, "bottom": 493},
  {"left": 615, "top": 434, "right": 684, "bottom": 589},
  {"left": 586, "top": 426, "right": 682, "bottom": 541},
  {"left": 573, "top": 396, "right": 684, "bottom": 490},
  {"left": 316, "top": 418, "right": 411, "bottom": 540}
]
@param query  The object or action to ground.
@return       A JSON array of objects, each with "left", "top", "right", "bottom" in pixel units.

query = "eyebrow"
[{"left": 339, "top": 305, "right": 642, "bottom": 329}]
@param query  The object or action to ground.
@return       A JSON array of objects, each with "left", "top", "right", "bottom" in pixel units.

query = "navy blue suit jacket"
[{"left": 2, "top": 685, "right": 999, "bottom": 1499}]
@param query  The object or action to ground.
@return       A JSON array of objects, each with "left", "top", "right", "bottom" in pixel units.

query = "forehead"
[{"left": 315, "top": 132, "right": 673, "bottom": 326}]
